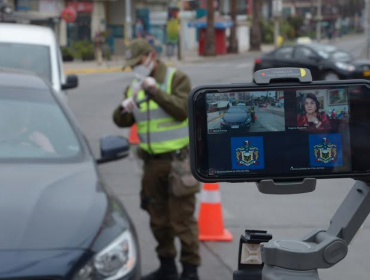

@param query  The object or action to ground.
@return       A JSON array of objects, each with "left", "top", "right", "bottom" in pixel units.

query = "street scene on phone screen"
[
  {"left": 207, "top": 91, "right": 285, "bottom": 133},
  {"left": 0, "top": 1, "right": 370, "bottom": 280}
]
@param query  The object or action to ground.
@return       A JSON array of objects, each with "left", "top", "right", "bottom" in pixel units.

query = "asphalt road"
[{"left": 68, "top": 34, "right": 370, "bottom": 280}]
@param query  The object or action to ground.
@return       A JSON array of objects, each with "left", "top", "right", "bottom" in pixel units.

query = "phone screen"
[{"left": 199, "top": 84, "right": 370, "bottom": 180}]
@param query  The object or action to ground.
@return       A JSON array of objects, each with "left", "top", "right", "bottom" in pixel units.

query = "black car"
[
  {"left": 0, "top": 71, "right": 139, "bottom": 280},
  {"left": 254, "top": 43, "right": 370, "bottom": 81},
  {"left": 221, "top": 106, "right": 251, "bottom": 130}
]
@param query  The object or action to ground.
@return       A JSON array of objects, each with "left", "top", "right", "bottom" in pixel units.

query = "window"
[
  {"left": 0, "top": 88, "right": 82, "bottom": 160},
  {"left": 295, "top": 47, "right": 316, "bottom": 60},
  {"left": 274, "top": 47, "right": 294, "bottom": 59},
  {"left": 0, "top": 43, "right": 51, "bottom": 83}
]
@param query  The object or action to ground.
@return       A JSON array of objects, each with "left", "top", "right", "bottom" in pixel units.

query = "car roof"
[
  {"left": 0, "top": 23, "right": 55, "bottom": 46},
  {"left": 0, "top": 69, "right": 49, "bottom": 90}
]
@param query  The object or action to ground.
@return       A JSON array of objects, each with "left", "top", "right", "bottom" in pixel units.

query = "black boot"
[
  {"left": 180, "top": 263, "right": 199, "bottom": 280},
  {"left": 142, "top": 257, "right": 179, "bottom": 280}
]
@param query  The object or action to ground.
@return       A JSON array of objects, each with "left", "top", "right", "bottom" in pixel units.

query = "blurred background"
[{"left": 0, "top": 0, "right": 366, "bottom": 62}]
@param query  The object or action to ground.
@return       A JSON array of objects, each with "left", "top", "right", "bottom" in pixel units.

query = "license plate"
[
  {"left": 231, "top": 125, "right": 239, "bottom": 129},
  {"left": 364, "top": 70, "right": 370, "bottom": 77}
]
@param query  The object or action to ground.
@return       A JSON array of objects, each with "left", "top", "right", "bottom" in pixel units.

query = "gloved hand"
[
  {"left": 142, "top": 77, "right": 158, "bottom": 95},
  {"left": 121, "top": 97, "right": 137, "bottom": 113}
]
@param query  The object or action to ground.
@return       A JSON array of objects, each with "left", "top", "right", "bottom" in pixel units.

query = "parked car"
[
  {"left": 0, "top": 70, "right": 139, "bottom": 280},
  {"left": 259, "top": 104, "right": 267, "bottom": 108},
  {"left": 0, "top": 23, "right": 78, "bottom": 103},
  {"left": 221, "top": 106, "right": 251, "bottom": 130},
  {"left": 254, "top": 43, "right": 370, "bottom": 81}
]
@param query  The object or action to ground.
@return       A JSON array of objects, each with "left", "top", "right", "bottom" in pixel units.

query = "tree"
[
  {"left": 205, "top": 0, "right": 216, "bottom": 56},
  {"left": 229, "top": 0, "right": 238, "bottom": 53},
  {"left": 250, "top": 0, "right": 262, "bottom": 51}
]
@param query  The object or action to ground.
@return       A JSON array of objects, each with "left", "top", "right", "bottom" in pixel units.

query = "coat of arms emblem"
[
  {"left": 236, "top": 141, "right": 259, "bottom": 166},
  {"left": 314, "top": 138, "right": 337, "bottom": 164}
]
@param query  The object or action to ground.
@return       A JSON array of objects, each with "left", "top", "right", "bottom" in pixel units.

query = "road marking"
[
  {"left": 259, "top": 120, "right": 278, "bottom": 131},
  {"left": 208, "top": 113, "right": 225, "bottom": 123}
]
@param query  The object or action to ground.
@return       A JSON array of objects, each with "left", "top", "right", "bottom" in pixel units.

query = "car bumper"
[
  {"left": 336, "top": 69, "right": 370, "bottom": 80},
  {"left": 0, "top": 249, "right": 140, "bottom": 280}
]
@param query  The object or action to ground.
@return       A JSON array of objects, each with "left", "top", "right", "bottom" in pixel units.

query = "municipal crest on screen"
[
  {"left": 314, "top": 138, "right": 337, "bottom": 164},
  {"left": 236, "top": 141, "right": 259, "bottom": 166}
]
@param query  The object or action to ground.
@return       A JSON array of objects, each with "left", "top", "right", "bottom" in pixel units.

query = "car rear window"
[
  {"left": 274, "top": 47, "right": 294, "bottom": 59},
  {"left": 0, "top": 43, "right": 52, "bottom": 83},
  {"left": 228, "top": 106, "right": 246, "bottom": 113},
  {"left": 0, "top": 87, "right": 82, "bottom": 161}
]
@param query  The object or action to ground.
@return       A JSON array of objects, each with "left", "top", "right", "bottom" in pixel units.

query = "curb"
[
  {"left": 64, "top": 67, "right": 127, "bottom": 75},
  {"left": 64, "top": 61, "right": 176, "bottom": 75}
]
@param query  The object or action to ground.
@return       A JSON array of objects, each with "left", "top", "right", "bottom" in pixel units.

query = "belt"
[{"left": 140, "top": 146, "right": 188, "bottom": 161}]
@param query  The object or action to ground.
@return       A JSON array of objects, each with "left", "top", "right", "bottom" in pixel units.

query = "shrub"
[
  {"left": 61, "top": 46, "right": 75, "bottom": 62},
  {"left": 71, "top": 41, "right": 95, "bottom": 61}
]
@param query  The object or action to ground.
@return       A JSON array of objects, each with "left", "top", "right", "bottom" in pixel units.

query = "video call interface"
[{"left": 206, "top": 87, "right": 352, "bottom": 176}]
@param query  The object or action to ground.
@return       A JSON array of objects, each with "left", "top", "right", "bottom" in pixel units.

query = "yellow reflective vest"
[{"left": 127, "top": 67, "right": 189, "bottom": 154}]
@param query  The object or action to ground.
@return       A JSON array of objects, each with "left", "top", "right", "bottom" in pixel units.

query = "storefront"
[{"left": 66, "top": 1, "right": 93, "bottom": 45}]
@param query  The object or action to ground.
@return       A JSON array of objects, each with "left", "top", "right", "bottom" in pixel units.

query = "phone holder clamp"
[
  {"left": 258, "top": 180, "right": 370, "bottom": 280},
  {"left": 253, "top": 68, "right": 313, "bottom": 85}
]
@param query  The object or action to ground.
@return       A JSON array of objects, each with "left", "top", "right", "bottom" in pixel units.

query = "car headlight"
[
  {"left": 335, "top": 62, "right": 355, "bottom": 72},
  {"left": 73, "top": 230, "right": 137, "bottom": 280}
]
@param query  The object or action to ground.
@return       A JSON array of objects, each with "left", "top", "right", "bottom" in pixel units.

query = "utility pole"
[
  {"left": 205, "top": 0, "right": 216, "bottom": 56},
  {"left": 229, "top": 0, "right": 238, "bottom": 53},
  {"left": 316, "top": 0, "right": 322, "bottom": 42},
  {"left": 178, "top": 0, "right": 185, "bottom": 60},
  {"left": 366, "top": 0, "right": 370, "bottom": 59},
  {"left": 125, "top": 0, "right": 132, "bottom": 44},
  {"left": 273, "top": 0, "right": 282, "bottom": 48},
  {"left": 250, "top": 0, "right": 262, "bottom": 51}
]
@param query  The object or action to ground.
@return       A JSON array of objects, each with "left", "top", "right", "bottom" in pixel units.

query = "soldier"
[{"left": 112, "top": 39, "right": 201, "bottom": 280}]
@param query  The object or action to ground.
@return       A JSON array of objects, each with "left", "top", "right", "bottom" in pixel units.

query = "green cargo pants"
[{"left": 141, "top": 158, "right": 201, "bottom": 266}]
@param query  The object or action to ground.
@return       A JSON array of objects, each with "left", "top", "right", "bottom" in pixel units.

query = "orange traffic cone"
[
  {"left": 198, "top": 183, "right": 233, "bottom": 241},
  {"left": 128, "top": 124, "right": 140, "bottom": 144}
]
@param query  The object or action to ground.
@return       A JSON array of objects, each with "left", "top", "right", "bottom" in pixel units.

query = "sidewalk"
[{"left": 63, "top": 45, "right": 274, "bottom": 75}]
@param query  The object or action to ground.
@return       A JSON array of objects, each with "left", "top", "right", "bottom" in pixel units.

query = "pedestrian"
[
  {"left": 112, "top": 39, "right": 201, "bottom": 280},
  {"left": 250, "top": 105, "right": 255, "bottom": 123},
  {"left": 94, "top": 31, "right": 104, "bottom": 65},
  {"left": 135, "top": 19, "right": 145, "bottom": 38}
]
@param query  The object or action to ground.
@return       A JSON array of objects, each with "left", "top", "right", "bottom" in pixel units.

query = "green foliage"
[
  {"left": 280, "top": 20, "right": 294, "bottom": 40},
  {"left": 261, "top": 19, "right": 298, "bottom": 44},
  {"left": 261, "top": 20, "right": 274, "bottom": 44},
  {"left": 61, "top": 46, "right": 75, "bottom": 62},
  {"left": 71, "top": 41, "right": 95, "bottom": 61},
  {"left": 286, "top": 16, "right": 304, "bottom": 37}
]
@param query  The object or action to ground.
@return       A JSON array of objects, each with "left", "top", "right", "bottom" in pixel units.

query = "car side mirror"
[
  {"left": 62, "top": 75, "right": 78, "bottom": 90},
  {"left": 97, "top": 136, "right": 130, "bottom": 165}
]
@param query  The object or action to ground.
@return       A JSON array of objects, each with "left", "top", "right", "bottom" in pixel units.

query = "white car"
[{"left": 0, "top": 23, "right": 78, "bottom": 103}]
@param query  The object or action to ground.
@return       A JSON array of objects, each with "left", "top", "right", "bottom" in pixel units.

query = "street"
[{"left": 68, "top": 35, "right": 370, "bottom": 280}]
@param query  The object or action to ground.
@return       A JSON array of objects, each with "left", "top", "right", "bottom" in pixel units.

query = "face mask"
[{"left": 133, "top": 53, "right": 154, "bottom": 80}]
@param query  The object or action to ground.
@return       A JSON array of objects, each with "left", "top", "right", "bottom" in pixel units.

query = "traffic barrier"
[
  {"left": 198, "top": 182, "right": 233, "bottom": 241},
  {"left": 128, "top": 124, "right": 140, "bottom": 144}
]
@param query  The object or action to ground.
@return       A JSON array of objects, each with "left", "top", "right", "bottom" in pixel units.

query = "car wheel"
[{"left": 323, "top": 72, "right": 340, "bottom": 81}]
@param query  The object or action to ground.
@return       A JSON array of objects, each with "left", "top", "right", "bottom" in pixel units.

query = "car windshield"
[
  {"left": 0, "top": 43, "right": 52, "bottom": 83},
  {"left": 0, "top": 87, "right": 82, "bottom": 161},
  {"left": 311, "top": 44, "right": 353, "bottom": 62},
  {"left": 228, "top": 106, "right": 246, "bottom": 113}
]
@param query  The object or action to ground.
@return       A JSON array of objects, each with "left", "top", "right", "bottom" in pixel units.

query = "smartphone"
[{"left": 188, "top": 80, "right": 370, "bottom": 182}]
